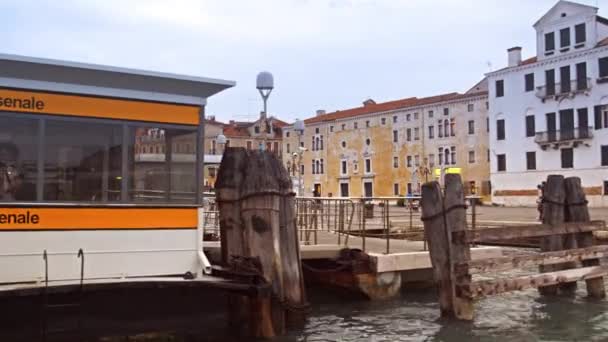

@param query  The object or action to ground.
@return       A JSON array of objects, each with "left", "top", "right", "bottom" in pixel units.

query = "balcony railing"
[
  {"left": 535, "top": 78, "right": 592, "bottom": 101},
  {"left": 534, "top": 127, "right": 593, "bottom": 145}
]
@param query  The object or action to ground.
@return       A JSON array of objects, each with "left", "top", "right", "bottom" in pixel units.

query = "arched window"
[
  {"left": 444, "top": 148, "right": 450, "bottom": 165},
  {"left": 320, "top": 159, "right": 324, "bottom": 174}
]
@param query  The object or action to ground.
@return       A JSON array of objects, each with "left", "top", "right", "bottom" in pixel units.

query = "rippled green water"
[{"left": 288, "top": 284, "right": 608, "bottom": 342}]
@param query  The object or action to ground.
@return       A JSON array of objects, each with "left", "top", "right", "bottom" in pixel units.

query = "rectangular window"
[
  {"left": 525, "top": 73, "right": 534, "bottom": 92},
  {"left": 394, "top": 183, "right": 399, "bottom": 196},
  {"left": 438, "top": 120, "right": 444, "bottom": 138},
  {"left": 406, "top": 128, "right": 411, "bottom": 141},
  {"left": 366, "top": 120, "right": 370, "bottom": 128},
  {"left": 545, "top": 32, "right": 555, "bottom": 52},
  {"left": 468, "top": 151, "right": 475, "bottom": 163},
  {"left": 393, "top": 156, "right": 398, "bottom": 168},
  {"left": 561, "top": 148, "right": 574, "bottom": 168},
  {"left": 414, "top": 127, "right": 420, "bottom": 140},
  {"left": 450, "top": 146, "right": 456, "bottom": 165},
  {"left": 487, "top": 149, "right": 490, "bottom": 162},
  {"left": 381, "top": 118, "right": 386, "bottom": 125},
  {"left": 393, "top": 130, "right": 398, "bottom": 143},
  {"left": 546, "top": 69, "right": 556, "bottom": 96},
  {"left": 599, "top": 57, "right": 608, "bottom": 78},
  {"left": 414, "top": 113, "right": 419, "bottom": 120},
  {"left": 354, "top": 122, "right": 358, "bottom": 129},
  {"left": 496, "top": 80, "right": 504, "bottom": 97},
  {"left": 605, "top": 181, "right": 608, "bottom": 195},
  {"left": 438, "top": 148, "right": 443, "bottom": 165},
  {"left": 428, "top": 110, "right": 434, "bottom": 118},
  {"left": 467, "top": 103, "right": 474, "bottom": 112},
  {"left": 320, "top": 159, "right": 324, "bottom": 174},
  {"left": 486, "top": 118, "right": 489, "bottom": 133},
  {"left": 576, "top": 62, "right": 587, "bottom": 90},
  {"left": 602, "top": 145, "right": 608, "bottom": 166},
  {"left": 415, "top": 155, "right": 420, "bottom": 166},
  {"left": 0, "top": 116, "right": 38, "bottom": 202},
  {"left": 450, "top": 118, "right": 455, "bottom": 137},
  {"left": 246, "top": 141, "right": 252, "bottom": 150},
  {"left": 46, "top": 121, "right": 125, "bottom": 203},
  {"left": 525, "top": 115, "right": 535, "bottom": 137},
  {"left": 595, "top": 106, "right": 604, "bottom": 130},
  {"left": 341, "top": 160, "right": 347, "bottom": 175},
  {"left": 330, "top": 125, "right": 334, "bottom": 132},
  {"left": 560, "top": 27, "right": 570, "bottom": 48},
  {"left": 443, "top": 108, "right": 449, "bottom": 116},
  {"left": 578, "top": 108, "right": 589, "bottom": 138},
  {"left": 393, "top": 116, "right": 398, "bottom": 123},
  {"left": 468, "top": 120, "right": 475, "bottom": 134},
  {"left": 406, "top": 114, "right": 411, "bottom": 121},
  {"left": 497, "top": 154, "right": 506, "bottom": 172},
  {"left": 286, "top": 143, "right": 290, "bottom": 153},
  {"left": 428, "top": 126, "right": 434, "bottom": 139},
  {"left": 526, "top": 151, "right": 536, "bottom": 170},
  {"left": 365, "top": 159, "right": 371, "bottom": 173},
  {"left": 301, "top": 164, "right": 304, "bottom": 175},
  {"left": 407, "top": 156, "right": 412, "bottom": 167},
  {"left": 496, "top": 119, "right": 505, "bottom": 140},
  {"left": 575, "top": 23, "right": 586, "bottom": 45},
  {"left": 341, "top": 124, "right": 346, "bottom": 130},
  {"left": 560, "top": 65, "right": 571, "bottom": 93},
  {"left": 429, "top": 154, "right": 435, "bottom": 167}
]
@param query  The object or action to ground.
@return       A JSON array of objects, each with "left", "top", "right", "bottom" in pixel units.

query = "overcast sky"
[{"left": 1, "top": 0, "right": 604, "bottom": 123}]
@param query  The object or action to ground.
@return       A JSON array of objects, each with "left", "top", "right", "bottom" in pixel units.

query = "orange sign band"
[
  {"left": 0, "top": 89, "right": 200, "bottom": 125},
  {"left": 0, "top": 207, "right": 198, "bottom": 230}
]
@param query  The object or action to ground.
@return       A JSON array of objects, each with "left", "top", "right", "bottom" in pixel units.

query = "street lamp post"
[
  {"left": 294, "top": 119, "right": 305, "bottom": 196},
  {"left": 256, "top": 71, "right": 274, "bottom": 151}
]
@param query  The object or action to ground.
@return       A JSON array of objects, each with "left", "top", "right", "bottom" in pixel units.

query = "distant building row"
[{"left": 282, "top": 0, "right": 608, "bottom": 207}]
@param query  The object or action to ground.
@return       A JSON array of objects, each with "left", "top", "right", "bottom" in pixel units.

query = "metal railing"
[
  {"left": 534, "top": 127, "right": 593, "bottom": 144},
  {"left": 294, "top": 196, "right": 483, "bottom": 254},
  {"left": 536, "top": 78, "right": 592, "bottom": 100},
  {"left": 200, "top": 195, "right": 484, "bottom": 254}
]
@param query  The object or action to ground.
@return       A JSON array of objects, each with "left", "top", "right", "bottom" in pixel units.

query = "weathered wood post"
[
  {"left": 421, "top": 174, "right": 473, "bottom": 320},
  {"left": 443, "top": 174, "right": 474, "bottom": 320},
  {"left": 216, "top": 147, "right": 308, "bottom": 338},
  {"left": 565, "top": 177, "right": 605, "bottom": 298},
  {"left": 538, "top": 175, "right": 569, "bottom": 295}
]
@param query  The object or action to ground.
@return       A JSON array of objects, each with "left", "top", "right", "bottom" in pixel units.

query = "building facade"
[
  {"left": 487, "top": 0, "right": 608, "bottom": 207},
  {"left": 223, "top": 116, "right": 286, "bottom": 155},
  {"left": 283, "top": 83, "right": 490, "bottom": 199}
]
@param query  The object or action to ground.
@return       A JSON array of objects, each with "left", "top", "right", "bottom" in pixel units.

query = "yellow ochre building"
[{"left": 282, "top": 80, "right": 491, "bottom": 200}]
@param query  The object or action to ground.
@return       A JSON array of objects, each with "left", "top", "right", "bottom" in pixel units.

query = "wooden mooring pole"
[
  {"left": 216, "top": 148, "right": 308, "bottom": 338},
  {"left": 423, "top": 174, "right": 606, "bottom": 321},
  {"left": 421, "top": 174, "right": 473, "bottom": 320}
]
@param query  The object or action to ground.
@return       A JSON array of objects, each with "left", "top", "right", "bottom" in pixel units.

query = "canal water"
[{"left": 106, "top": 280, "right": 608, "bottom": 342}]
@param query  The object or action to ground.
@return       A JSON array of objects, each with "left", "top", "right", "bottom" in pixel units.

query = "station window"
[
  {"left": 44, "top": 120, "right": 123, "bottom": 202},
  {"left": 0, "top": 115, "right": 38, "bottom": 201},
  {"left": 0, "top": 113, "right": 197, "bottom": 204}
]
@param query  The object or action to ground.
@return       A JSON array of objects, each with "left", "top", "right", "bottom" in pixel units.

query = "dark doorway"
[
  {"left": 313, "top": 183, "right": 321, "bottom": 197},
  {"left": 364, "top": 182, "right": 373, "bottom": 198},
  {"left": 340, "top": 183, "right": 349, "bottom": 197}
]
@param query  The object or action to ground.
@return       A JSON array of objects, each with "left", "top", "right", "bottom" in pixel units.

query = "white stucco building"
[{"left": 487, "top": 0, "right": 608, "bottom": 207}]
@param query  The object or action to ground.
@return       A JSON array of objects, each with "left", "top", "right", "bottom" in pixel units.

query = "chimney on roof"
[
  {"left": 316, "top": 109, "right": 326, "bottom": 117},
  {"left": 507, "top": 47, "right": 522, "bottom": 67},
  {"left": 363, "top": 99, "right": 376, "bottom": 106}
]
